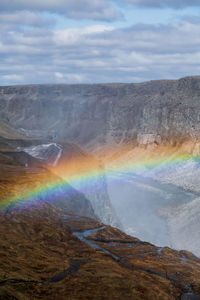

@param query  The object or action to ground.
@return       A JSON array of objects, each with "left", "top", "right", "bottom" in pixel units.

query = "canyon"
[{"left": 1, "top": 76, "right": 200, "bottom": 299}]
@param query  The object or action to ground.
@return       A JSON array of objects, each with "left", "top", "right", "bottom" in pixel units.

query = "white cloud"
[
  {"left": 122, "top": 0, "right": 200, "bottom": 8},
  {"left": 54, "top": 72, "right": 87, "bottom": 83},
  {"left": 0, "top": 0, "right": 121, "bottom": 21},
  {"left": 54, "top": 25, "right": 114, "bottom": 46},
  {"left": 0, "top": 11, "right": 47, "bottom": 26},
  {"left": 2, "top": 74, "right": 24, "bottom": 82},
  {"left": 1, "top": 21, "right": 200, "bottom": 85}
]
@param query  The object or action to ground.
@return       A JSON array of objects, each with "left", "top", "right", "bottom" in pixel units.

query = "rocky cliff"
[
  {"left": 1, "top": 76, "right": 200, "bottom": 153},
  {"left": 0, "top": 139, "right": 95, "bottom": 220},
  {"left": 0, "top": 120, "right": 120, "bottom": 227}
]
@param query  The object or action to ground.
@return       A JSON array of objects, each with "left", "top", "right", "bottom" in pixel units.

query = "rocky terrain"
[
  {"left": 0, "top": 120, "right": 119, "bottom": 227},
  {"left": 1, "top": 201, "right": 200, "bottom": 300},
  {"left": 0, "top": 126, "right": 95, "bottom": 219},
  {"left": 1, "top": 76, "right": 200, "bottom": 153}
]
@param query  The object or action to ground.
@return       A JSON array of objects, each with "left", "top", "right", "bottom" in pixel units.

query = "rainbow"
[{"left": 0, "top": 149, "right": 198, "bottom": 211}]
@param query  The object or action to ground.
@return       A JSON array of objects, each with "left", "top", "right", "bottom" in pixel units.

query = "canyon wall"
[{"left": 1, "top": 76, "right": 200, "bottom": 153}]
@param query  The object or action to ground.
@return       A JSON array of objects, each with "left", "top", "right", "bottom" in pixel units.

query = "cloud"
[
  {"left": 0, "top": 11, "right": 50, "bottom": 27},
  {"left": 54, "top": 25, "right": 115, "bottom": 46},
  {"left": 0, "top": 0, "right": 121, "bottom": 21},
  {"left": 1, "top": 20, "right": 200, "bottom": 85},
  {"left": 54, "top": 72, "right": 87, "bottom": 83},
  {"left": 179, "top": 14, "right": 200, "bottom": 24},
  {"left": 1, "top": 74, "right": 24, "bottom": 83},
  {"left": 121, "top": 0, "right": 200, "bottom": 9}
]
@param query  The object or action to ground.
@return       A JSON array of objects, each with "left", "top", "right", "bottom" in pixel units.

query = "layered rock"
[{"left": 1, "top": 76, "right": 200, "bottom": 153}]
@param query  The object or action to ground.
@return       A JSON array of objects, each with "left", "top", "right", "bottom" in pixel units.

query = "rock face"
[
  {"left": 137, "top": 133, "right": 162, "bottom": 146},
  {"left": 1, "top": 76, "right": 200, "bottom": 152},
  {"left": 0, "top": 120, "right": 120, "bottom": 228},
  {"left": 17, "top": 143, "right": 63, "bottom": 166},
  {"left": 0, "top": 123, "right": 95, "bottom": 219}
]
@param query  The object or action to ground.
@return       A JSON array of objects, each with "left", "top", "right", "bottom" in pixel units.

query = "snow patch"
[{"left": 17, "top": 143, "right": 63, "bottom": 166}]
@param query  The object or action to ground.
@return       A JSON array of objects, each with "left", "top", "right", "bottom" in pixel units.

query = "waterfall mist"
[{"left": 106, "top": 171, "right": 197, "bottom": 251}]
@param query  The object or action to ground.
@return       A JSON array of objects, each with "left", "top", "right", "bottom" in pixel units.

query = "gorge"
[{"left": 1, "top": 76, "right": 200, "bottom": 299}]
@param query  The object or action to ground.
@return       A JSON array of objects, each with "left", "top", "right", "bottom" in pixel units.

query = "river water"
[{"left": 106, "top": 171, "right": 197, "bottom": 247}]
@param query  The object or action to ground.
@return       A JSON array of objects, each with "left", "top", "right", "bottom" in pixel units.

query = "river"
[{"left": 106, "top": 171, "right": 197, "bottom": 247}]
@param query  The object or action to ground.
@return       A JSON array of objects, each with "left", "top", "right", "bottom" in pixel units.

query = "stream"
[{"left": 74, "top": 226, "right": 120, "bottom": 261}]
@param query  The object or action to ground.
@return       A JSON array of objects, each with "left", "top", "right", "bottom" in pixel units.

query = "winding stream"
[{"left": 74, "top": 226, "right": 120, "bottom": 261}]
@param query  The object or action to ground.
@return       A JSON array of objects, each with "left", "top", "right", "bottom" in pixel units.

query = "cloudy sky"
[{"left": 1, "top": 0, "right": 200, "bottom": 85}]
